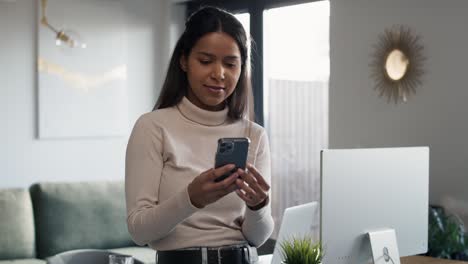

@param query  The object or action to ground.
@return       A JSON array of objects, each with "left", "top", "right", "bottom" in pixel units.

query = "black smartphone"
[{"left": 214, "top": 137, "right": 250, "bottom": 182}]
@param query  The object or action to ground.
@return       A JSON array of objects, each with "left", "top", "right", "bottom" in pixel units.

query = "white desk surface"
[
  {"left": 258, "top": 254, "right": 272, "bottom": 264},
  {"left": 258, "top": 255, "right": 468, "bottom": 264}
]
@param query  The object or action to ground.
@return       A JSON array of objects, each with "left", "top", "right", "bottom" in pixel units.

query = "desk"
[
  {"left": 402, "top": 256, "right": 468, "bottom": 264},
  {"left": 259, "top": 255, "right": 468, "bottom": 263}
]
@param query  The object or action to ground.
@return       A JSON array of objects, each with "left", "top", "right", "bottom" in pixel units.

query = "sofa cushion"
[
  {"left": 109, "top": 247, "right": 155, "bottom": 264},
  {"left": 30, "top": 181, "right": 135, "bottom": 258},
  {"left": 0, "top": 259, "right": 45, "bottom": 264},
  {"left": 0, "top": 189, "right": 36, "bottom": 260}
]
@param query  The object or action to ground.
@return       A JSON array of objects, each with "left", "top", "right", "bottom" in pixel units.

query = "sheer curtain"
[
  {"left": 263, "top": 2, "right": 330, "bottom": 237},
  {"left": 266, "top": 79, "right": 328, "bottom": 237}
]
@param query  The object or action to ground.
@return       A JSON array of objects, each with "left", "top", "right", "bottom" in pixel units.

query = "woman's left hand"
[{"left": 235, "top": 163, "right": 270, "bottom": 209}]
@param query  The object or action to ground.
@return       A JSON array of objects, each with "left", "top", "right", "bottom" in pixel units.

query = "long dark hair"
[{"left": 153, "top": 6, "right": 253, "bottom": 121}]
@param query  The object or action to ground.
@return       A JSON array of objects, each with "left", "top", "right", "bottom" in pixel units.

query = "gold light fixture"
[
  {"left": 370, "top": 25, "right": 425, "bottom": 104},
  {"left": 40, "top": 0, "right": 86, "bottom": 49}
]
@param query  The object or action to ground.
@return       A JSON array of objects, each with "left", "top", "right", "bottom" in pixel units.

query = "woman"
[{"left": 125, "top": 6, "right": 274, "bottom": 264}]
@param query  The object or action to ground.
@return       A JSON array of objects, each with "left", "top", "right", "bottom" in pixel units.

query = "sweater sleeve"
[
  {"left": 241, "top": 130, "right": 275, "bottom": 246},
  {"left": 125, "top": 115, "right": 199, "bottom": 246}
]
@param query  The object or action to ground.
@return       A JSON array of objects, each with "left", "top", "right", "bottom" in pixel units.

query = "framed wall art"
[{"left": 37, "top": 0, "right": 128, "bottom": 138}]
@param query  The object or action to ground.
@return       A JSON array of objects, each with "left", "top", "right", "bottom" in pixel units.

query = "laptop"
[{"left": 259, "top": 201, "right": 319, "bottom": 264}]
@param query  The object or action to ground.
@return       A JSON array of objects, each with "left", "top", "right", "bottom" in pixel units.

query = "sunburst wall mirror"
[{"left": 370, "top": 25, "right": 426, "bottom": 104}]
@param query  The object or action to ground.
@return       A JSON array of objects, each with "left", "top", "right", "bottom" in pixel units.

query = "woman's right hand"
[{"left": 188, "top": 164, "right": 239, "bottom": 208}]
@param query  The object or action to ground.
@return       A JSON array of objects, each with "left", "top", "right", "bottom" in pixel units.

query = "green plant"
[
  {"left": 427, "top": 205, "right": 468, "bottom": 260},
  {"left": 280, "top": 236, "right": 323, "bottom": 264}
]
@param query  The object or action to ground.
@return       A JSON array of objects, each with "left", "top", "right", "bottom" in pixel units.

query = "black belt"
[{"left": 156, "top": 245, "right": 252, "bottom": 264}]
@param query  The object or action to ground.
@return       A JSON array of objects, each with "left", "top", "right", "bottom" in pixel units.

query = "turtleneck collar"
[{"left": 176, "top": 97, "right": 229, "bottom": 126}]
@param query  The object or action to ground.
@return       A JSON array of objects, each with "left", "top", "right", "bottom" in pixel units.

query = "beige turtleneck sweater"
[{"left": 125, "top": 97, "right": 274, "bottom": 250}]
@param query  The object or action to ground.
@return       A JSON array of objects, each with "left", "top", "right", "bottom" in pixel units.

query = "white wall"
[
  {"left": 330, "top": 0, "right": 468, "bottom": 224},
  {"left": 0, "top": 0, "right": 181, "bottom": 188}
]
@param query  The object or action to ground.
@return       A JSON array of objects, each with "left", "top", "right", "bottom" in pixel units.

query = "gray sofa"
[{"left": 0, "top": 181, "right": 155, "bottom": 264}]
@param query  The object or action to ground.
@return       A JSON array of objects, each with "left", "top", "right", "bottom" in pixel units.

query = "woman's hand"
[
  {"left": 188, "top": 164, "right": 239, "bottom": 208},
  {"left": 235, "top": 163, "right": 270, "bottom": 210}
]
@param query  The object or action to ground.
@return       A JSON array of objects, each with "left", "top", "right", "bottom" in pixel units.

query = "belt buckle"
[
  {"left": 202, "top": 247, "right": 208, "bottom": 264},
  {"left": 217, "top": 247, "right": 223, "bottom": 264}
]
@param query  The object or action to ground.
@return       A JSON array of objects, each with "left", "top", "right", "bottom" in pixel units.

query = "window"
[
  {"left": 234, "top": 13, "right": 250, "bottom": 37},
  {"left": 263, "top": 1, "right": 329, "bottom": 236}
]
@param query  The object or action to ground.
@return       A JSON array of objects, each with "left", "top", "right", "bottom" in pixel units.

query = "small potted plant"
[{"left": 280, "top": 236, "right": 323, "bottom": 264}]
